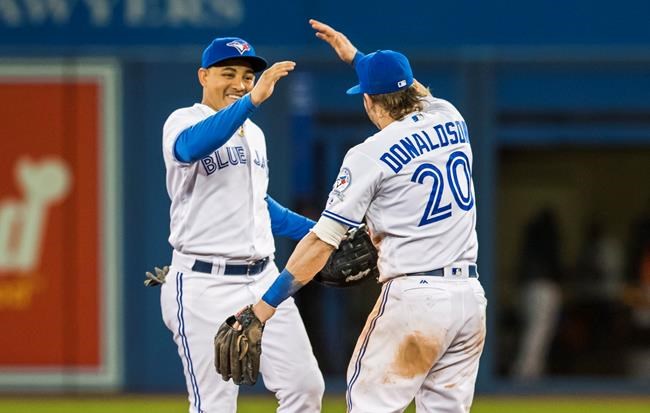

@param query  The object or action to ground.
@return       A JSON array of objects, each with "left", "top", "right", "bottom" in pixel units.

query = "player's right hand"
[
  {"left": 309, "top": 19, "right": 358, "bottom": 65},
  {"left": 249, "top": 61, "right": 296, "bottom": 106},
  {"left": 144, "top": 265, "right": 169, "bottom": 287}
]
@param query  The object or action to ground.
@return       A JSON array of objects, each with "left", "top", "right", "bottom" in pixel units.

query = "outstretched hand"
[
  {"left": 144, "top": 265, "right": 169, "bottom": 287},
  {"left": 309, "top": 19, "right": 358, "bottom": 64},
  {"left": 250, "top": 61, "right": 296, "bottom": 106}
]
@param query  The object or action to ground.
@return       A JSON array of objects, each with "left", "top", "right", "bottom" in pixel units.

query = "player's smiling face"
[{"left": 199, "top": 58, "right": 255, "bottom": 111}]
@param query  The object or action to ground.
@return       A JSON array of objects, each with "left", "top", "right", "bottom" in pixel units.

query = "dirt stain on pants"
[{"left": 391, "top": 331, "right": 441, "bottom": 378}]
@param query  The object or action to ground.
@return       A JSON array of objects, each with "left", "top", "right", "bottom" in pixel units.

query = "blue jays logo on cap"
[
  {"left": 201, "top": 37, "right": 268, "bottom": 72},
  {"left": 346, "top": 50, "right": 414, "bottom": 95},
  {"left": 226, "top": 40, "right": 251, "bottom": 55}
]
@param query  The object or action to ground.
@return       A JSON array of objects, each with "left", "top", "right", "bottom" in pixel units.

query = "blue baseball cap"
[
  {"left": 346, "top": 50, "right": 414, "bottom": 95},
  {"left": 201, "top": 37, "right": 268, "bottom": 73}
]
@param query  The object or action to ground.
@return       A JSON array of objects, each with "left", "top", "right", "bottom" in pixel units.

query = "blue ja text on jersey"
[{"left": 200, "top": 145, "right": 267, "bottom": 175}]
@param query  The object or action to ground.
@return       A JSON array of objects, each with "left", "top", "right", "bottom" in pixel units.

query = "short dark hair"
[{"left": 369, "top": 85, "right": 424, "bottom": 120}]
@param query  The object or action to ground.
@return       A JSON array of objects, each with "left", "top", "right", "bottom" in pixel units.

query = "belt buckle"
[
  {"left": 246, "top": 259, "right": 258, "bottom": 276},
  {"left": 247, "top": 257, "right": 267, "bottom": 276}
]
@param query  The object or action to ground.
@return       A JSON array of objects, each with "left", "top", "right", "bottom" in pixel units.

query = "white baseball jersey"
[
  {"left": 323, "top": 95, "right": 478, "bottom": 281},
  {"left": 162, "top": 103, "right": 274, "bottom": 259}
]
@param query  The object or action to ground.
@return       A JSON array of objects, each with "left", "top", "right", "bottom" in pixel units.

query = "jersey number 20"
[{"left": 410, "top": 150, "right": 474, "bottom": 226}]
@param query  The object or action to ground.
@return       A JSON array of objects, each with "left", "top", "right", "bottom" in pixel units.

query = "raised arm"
[
  {"left": 174, "top": 61, "right": 296, "bottom": 163},
  {"left": 310, "top": 19, "right": 432, "bottom": 102},
  {"left": 309, "top": 19, "right": 358, "bottom": 65},
  {"left": 174, "top": 96, "right": 255, "bottom": 163}
]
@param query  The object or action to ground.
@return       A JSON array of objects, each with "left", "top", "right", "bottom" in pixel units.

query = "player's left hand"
[
  {"left": 214, "top": 305, "right": 264, "bottom": 385},
  {"left": 309, "top": 19, "right": 358, "bottom": 64},
  {"left": 144, "top": 265, "right": 169, "bottom": 287}
]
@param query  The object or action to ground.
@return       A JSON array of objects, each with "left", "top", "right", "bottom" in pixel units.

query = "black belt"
[
  {"left": 407, "top": 264, "right": 478, "bottom": 278},
  {"left": 191, "top": 257, "right": 269, "bottom": 275}
]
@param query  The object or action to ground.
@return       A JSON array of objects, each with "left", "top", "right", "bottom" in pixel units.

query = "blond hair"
[{"left": 368, "top": 85, "right": 424, "bottom": 121}]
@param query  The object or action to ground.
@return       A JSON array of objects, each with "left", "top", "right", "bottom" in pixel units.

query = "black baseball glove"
[
  {"left": 314, "top": 224, "right": 379, "bottom": 288},
  {"left": 214, "top": 305, "right": 264, "bottom": 385}
]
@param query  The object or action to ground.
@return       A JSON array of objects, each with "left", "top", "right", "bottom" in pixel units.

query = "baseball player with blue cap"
[
  {"left": 231, "top": 20, "right": 487, "bottom": 412},
  {"left": 158, "top": 36, "right": 324, "bottom": 413}
]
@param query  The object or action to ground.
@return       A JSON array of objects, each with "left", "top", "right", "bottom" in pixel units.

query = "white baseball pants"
[
  {"left": 346, "top": 276, "right": 487, "bottom": 413},
  {"left": 160, "top": 260, "right": 324, "bottom": 413}
]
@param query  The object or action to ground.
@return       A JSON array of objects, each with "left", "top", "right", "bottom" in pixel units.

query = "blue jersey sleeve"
[
  {"left": 266, "top": 195, "right": 316, "bottom": 241},
  {"left": 174, "top": 94, "right": 256, "bottom": 163}
]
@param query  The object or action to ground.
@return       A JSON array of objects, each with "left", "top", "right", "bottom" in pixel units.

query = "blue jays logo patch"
[
  {"left": 226, "top": 40, "right": 251, "bottom": 55},
  {"left": 333, "top": 167, "right": 351, "bottom": 193}
]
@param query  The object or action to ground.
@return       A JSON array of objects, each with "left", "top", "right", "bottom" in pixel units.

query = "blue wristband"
[{"left": 261, "top": 269, "right": 305, "bottom": 308}]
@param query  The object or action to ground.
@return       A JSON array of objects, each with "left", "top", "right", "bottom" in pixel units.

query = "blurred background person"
[{"left": 512, "top": 208, "right": 564, "bottom": 380}]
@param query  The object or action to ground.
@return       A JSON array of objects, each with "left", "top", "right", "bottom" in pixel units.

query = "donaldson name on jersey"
[{"left": 379, "top": 114, "right": 470, "bottom": 174}]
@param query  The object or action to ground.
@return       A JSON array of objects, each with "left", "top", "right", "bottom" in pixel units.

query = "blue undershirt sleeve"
[
  {"left": 174, "top": 94, "right": 256, "bottom": 163},
  {"left": 351, "top": 51, "right": 366, "bottom": 68},
  {"left": 266, "top": 195, "right": 316, "bottom": 241}
]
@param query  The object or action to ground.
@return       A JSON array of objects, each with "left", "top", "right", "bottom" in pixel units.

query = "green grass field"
[{"left": 0, "top": 395, "right": 648, "bottom": 413}]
